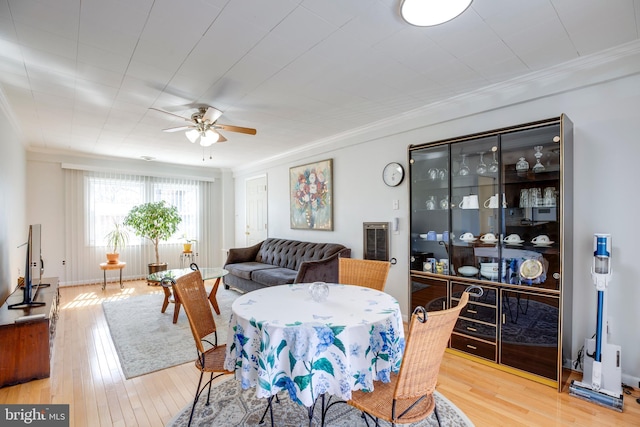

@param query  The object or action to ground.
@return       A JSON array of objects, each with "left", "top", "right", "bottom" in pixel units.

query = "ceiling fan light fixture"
[
  {"left": 185, "top": 129, "right": 200, "bottom": 143},
  {"left": 400, "top": 0, "right": 472, "bottom": 27},
  {"left": 199, "top": 129, "right": 219, "bottom": 147}
]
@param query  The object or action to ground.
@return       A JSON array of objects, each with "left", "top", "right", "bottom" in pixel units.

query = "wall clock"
[{"left": 382, "top": 162, "right": 405, "bottom": 187}]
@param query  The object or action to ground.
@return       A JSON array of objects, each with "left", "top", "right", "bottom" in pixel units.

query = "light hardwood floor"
[{"left": 1, "top": 280, "right": 639, "bottom": 426}]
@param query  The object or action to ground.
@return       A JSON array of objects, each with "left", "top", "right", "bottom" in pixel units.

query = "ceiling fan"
[{"left": 150, "top": 106, "right": 257, "bottom": 147}]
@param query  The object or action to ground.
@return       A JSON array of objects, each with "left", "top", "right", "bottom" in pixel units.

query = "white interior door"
[{"left": 245, "top": 176, "right": 268, "bottom": 246}]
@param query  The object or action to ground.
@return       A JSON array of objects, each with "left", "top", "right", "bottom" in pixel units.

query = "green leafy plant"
[
  {"left": 123, "top": 201, "right": 182, "bottom": 265},
  {"left": 105, "top": 222, "right": 129, "bottom": 254},
  {"left": 180, "top": 234, "right": 197, "bottom": 244}
]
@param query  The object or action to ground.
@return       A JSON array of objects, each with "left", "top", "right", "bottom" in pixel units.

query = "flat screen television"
[{"left": 9, "top": 224, "right": 48, "bottom": 309}]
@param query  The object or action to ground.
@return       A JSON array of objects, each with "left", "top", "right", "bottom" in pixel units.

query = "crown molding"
[{"left": 233, "top": 39, "right": 640, "bottom": 176}]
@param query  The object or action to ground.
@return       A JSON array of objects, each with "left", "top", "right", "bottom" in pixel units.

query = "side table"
[
  {"left": 180, "top": 251, "right": 195, "bottom": 268},
  {"left": 99, "top": 262, "right": 126, "bottom": 290}
]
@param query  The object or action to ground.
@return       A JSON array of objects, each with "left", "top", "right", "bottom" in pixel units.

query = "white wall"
[
  {"left": 25, "top": 152, "right": 228, "bottom": 285},
  {"left": 0, "top": 101, "right": 27, "bottom": 302},
  {"left": 232, "top": 64, "right": 640, "bottom": 385}
]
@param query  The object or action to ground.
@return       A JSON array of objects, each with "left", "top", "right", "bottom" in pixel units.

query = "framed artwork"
[{"left": 290, "top": 159, "right": 333, "bottom": 230}]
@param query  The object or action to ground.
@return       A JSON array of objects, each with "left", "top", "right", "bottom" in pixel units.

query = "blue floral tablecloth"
[{"left": 224, "top": 283, "right": 405, "bottom": 407}]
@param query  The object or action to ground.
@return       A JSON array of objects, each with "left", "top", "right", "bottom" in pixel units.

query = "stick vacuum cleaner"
[{"left": 569, "top": 233, "right": 624, "bottom": 411}]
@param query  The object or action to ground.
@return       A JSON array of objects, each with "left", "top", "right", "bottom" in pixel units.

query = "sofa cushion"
[
  {"left": 252, "top": 267, "right": 298, "bottom": 286},
  {"left": 225, "top": 262, "right": 278, "bottom": 280}
]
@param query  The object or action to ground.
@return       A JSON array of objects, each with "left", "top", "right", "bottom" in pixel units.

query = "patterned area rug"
[
  {"left": 167, "top": 376, "right": 474, "bottom": 427},
  {"left": 102, "top": 286, "right": 240, "bottom": 379}
]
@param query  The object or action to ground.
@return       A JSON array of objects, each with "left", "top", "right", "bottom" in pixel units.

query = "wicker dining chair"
[
  {"left": 163, "top": 270, "right": 233, "bottom": 427},
  {"left": 347, "top": 288, "right": 476, "bottom": 427},
  {"left": 338, "top": 257, "right": 391, "bottom": 291}
]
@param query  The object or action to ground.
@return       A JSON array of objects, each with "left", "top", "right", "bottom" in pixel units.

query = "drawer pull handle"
[
  {"left": 467, "top": 309, "right": 477, "bottom": 314},
  {"left": 466, "top": 345, "right": 477, "bottom": 350},
  {"left": 466, "top": 327, "right": 477, "bottom": 332}
]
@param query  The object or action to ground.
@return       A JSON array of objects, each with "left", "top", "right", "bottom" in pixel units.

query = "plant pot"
[
  {"left": 147, "top": 263, "right": 168, "bottom": 286},
  {"left": 106, "top": 253, "right": 119, "bottom": 264},
  {"left": 182, "top": 243, "right": 192, "bottom": 253},
  {"left": 148, "top": 263, "right": 168, "bottom": 274}
]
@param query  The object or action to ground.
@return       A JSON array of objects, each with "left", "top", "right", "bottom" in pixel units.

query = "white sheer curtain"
[{"left": 63, "top": 168, "right": 215, "bottom": 285}]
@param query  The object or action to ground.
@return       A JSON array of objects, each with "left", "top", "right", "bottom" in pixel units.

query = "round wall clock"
[{"left": 382, "top": 162, "right": 405, "bottom": 187}]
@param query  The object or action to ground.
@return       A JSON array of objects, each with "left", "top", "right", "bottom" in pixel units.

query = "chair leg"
[
  {"left": 259, "top": 395, "right": 275, "bottom": 426},
  {"left": 434, "top": 402, "right": 442, "bottom": 427},
  {"left": 206, "top": 372, "right": 213, "bottom": 405},
  {"left": 188, "top": 371, "right": 205, "bottom": 427}
]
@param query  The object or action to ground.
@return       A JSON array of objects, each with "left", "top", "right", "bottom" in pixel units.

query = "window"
[{"left": 87, "top": 173, "right": 199, "bottom": 247}]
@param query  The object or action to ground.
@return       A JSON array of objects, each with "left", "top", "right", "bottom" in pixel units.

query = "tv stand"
[
  {"left": 0, "top": 277, "right": 59, "bottom": 387},
  {"left": 8, "top": 280, "right": 50, "bottom": 309},
  {"left": 7, "top": 300, "right": 46, "bottom": 309}
]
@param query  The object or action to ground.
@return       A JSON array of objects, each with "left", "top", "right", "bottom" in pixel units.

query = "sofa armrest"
[
  {"left": 294, "top": 248, "right": 351, "bottom": 284},
  {"left": 224, "top": 241, "right": 264, "bottom": 265}
]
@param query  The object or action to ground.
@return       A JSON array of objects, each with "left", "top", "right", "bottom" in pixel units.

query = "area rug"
[
  {"left": 167, "top": 376, "right": 474, "bottom": 427},
  {"left": 102, "top": 287, "right": 240, "bottom": 379}
]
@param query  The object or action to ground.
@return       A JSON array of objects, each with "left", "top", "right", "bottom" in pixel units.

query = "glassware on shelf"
[
  {"left": 476, "top": 152, "right": 487, "bottom": 175},
  {"left": 529, "top": 187, "right": 542, "bottom": 207},
  {"left": 488, "top": 150, "right": 499, "bottom": 173},
  {"left": 438, "top": 168, "right": 447, "bottom": 181},
  {"left": 516, "top": 156, "right": 529, "bottom": 172},
  {"left": 532, "top": 145, "right": 545, "bottom": 173},
  {"left": 519, "top": 188, "right": 530, "bottom": 207},
  {"left": 425, "top": 196, "right": 436, "bottom": 210},
  {"left": 428, "top": 168, "right": 439, "bottom": 180},
  {"left": 459, "top": 154, "right": 470, "bottom": 176},
  {"left": 439, "top": 195, "right": 449, "bottom": 210}
]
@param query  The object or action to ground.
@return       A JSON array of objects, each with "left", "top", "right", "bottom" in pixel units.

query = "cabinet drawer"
[
  {"left": 455, "top": 318, "right": 496, "bottom": 343},
  {"left": 451, "top": 333, "right": 497, "bottom": 361},
  {"left": 460, "top": 303, "right": 496, "bottom": 324},
  {"left": 451, "top": 283, "right": 497, "bottom": 307}
]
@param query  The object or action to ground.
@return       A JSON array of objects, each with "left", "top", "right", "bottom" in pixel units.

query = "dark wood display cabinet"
[
  {"left": 0, "top": 278, "right": 59, "bottom": 387},
  {"left": 408, "top": 116, "right": 573, "bottom": 391}
]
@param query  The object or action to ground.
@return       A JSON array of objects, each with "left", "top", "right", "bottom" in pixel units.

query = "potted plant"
[
  {"left": 180, "top": 234, "right": 197, "bottom": 253},
  {"left": 104, "top": 222, "right": 129, "bottom": 264},
  {"left": 124, "top": 201, "right": 182, "bottom": 274}
]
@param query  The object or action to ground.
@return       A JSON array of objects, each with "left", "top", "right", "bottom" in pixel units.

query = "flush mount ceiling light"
[{"left": 400, "top": 0, "right": 473, "bottom": 27}]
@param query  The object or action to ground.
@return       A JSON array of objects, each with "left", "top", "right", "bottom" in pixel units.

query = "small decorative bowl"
[{"left": 309, "top": 282, "right": 329, "bottom": 302}]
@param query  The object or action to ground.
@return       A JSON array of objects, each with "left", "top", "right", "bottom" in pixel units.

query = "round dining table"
[{"left": 224, "top": 283, "right": 405, "bottom": 408}]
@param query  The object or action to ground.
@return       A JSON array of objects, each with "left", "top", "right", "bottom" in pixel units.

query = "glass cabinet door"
[
  {"left": 500, "top": 123, "right": 562, "bottom": 290},
  {"left": 410, "top": 144, "right": 449, "bottom": 274},
  {"left": 450, "top": 136, "right": 500, "bottom": 280}
]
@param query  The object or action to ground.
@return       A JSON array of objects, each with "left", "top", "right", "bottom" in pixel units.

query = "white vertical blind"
[{"left": 63, "top": 169, "right": 215, "bottom": 285}]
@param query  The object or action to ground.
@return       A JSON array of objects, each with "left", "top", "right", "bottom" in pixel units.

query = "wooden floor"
[{"left": 1, "top": 280, "right": 639, "bottom": 426}]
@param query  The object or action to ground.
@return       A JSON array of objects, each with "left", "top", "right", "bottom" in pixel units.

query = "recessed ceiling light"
[
  {"left": 140, "top": 156, "right": 155, "bottom": 161},
  {"left": 400, "top": 0, "right": 472, "bottom": 27}
]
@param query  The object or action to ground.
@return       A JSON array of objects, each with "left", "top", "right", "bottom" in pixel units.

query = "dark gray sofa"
[{"left": 223, "top": 238, "right": 351, "bottom": 293}]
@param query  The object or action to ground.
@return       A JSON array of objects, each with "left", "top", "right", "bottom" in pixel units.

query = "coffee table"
[{"left": 147, "top": 267, "right": 228, "bottom": 323}]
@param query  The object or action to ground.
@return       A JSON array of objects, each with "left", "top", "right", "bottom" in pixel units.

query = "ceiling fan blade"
[
  {"left": 214, "top": 124, "right": 257, "bottom": 135},
  {"left": 202, "top": 107, "right": 223, "bottom": 123},
  {"left": 149, "top": 107, "right": 192, "bottom": 122},
  {"left": 162, "top": 125, "right": 194, "bottom": 132},
  {"left": 216, "top": 132, "right": 227, "bottom": 143}
]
